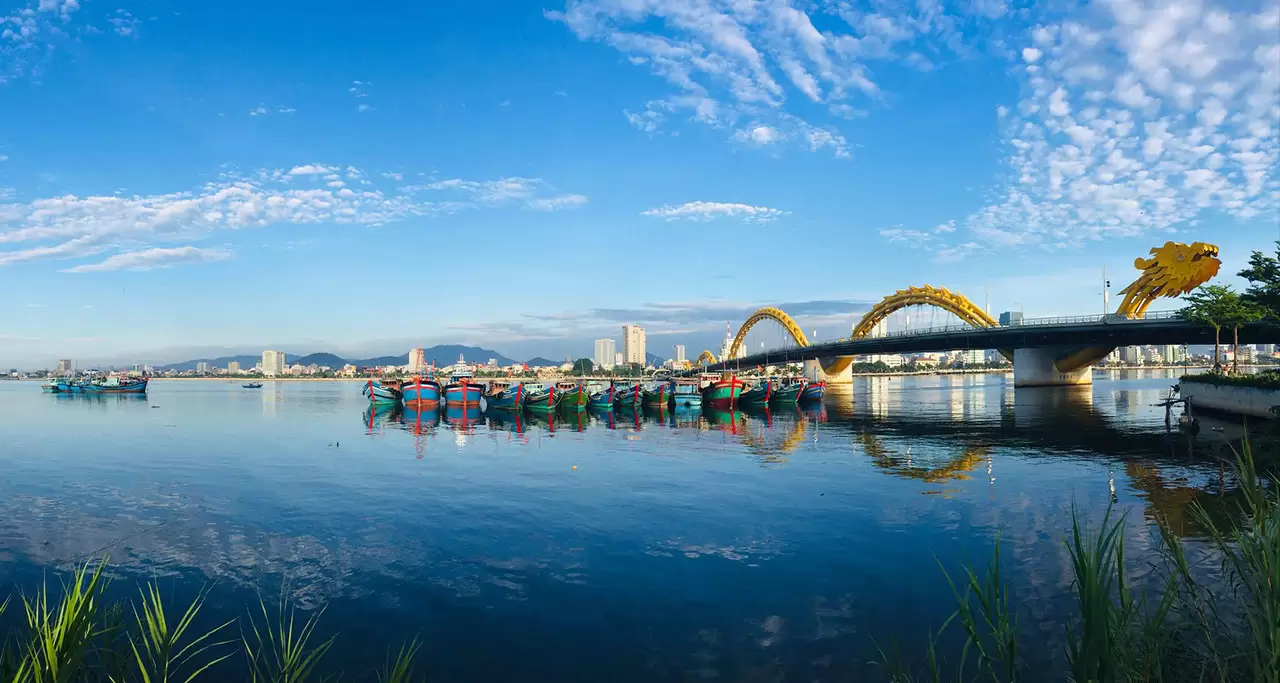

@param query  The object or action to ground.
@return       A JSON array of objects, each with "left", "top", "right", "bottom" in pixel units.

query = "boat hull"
[
  {"left": 588, "top": 386, "right": 616, "bottom": 409},
  {"left": 642, "top": 385, "right": 668, "bottom": 406},
  {"left": 738, "top": 381, "right": 774, "bottom": 406},
  {"left": 769, "top": 382, "right": 806, "bottom": 405},
  {"left": 614, "top": 385, "right": 643, "bottom": 408},
  {"left": 83, "top": 379, "right": 148, "bottom": 394},
  {"left": 485, "top": 384, "right": 524, "bottom": 411},
  {"left": 798, "top": 382, "right": 827, "bottom": 404},
  {"left": 362, "top": 380, "right": 402, "bottom": 404},
  {"left": 443, "top": 382, "right": 485, "bottom": 406},
  {"left": 702, "top": 379, "right": 746, "bottom": 409},
  {"left": 670, "top": 392, "right": 702, "bottom": 409},
  {"left": 402, "top": 379, "right": 442, "bottom": 407},
  {"left": 558, "top": 386, "right": 589, "bottom": 410},
  {"left": 524, "top": 387, "right": 560, "bottom": 411}
]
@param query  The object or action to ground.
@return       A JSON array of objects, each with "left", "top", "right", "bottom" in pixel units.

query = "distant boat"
[
  {"left": 485, "top": 383, "right": 524, "bottom": 411},
  {"left": 614, "top": 383, "right": 643, "bottom": 408},
  {"left": 798, "top": 381, "right": 827, "bottom": 404},
  {"left": 243, "top": 382, "right": 264, "bottom": 389},
  {"left": 769, "top": 379, "right": 807, "bottom": 405},
  {"left": 362, "top": 379, "right": 403, "bottom": 404},
  {"left": 701, "top": 375, "right": 746, "bottom": 410},
  {"left": 588, "top": 384, "right": 616, "bottom": 409},
  {"left": 669, "top": 379, "right": 702, "bottom": 409},
  {"left": 402, "top": 377, "right": 442, "bottom": 407},
  {"left": 82, "top": 376, "right": 148, "bottom": 394},
  {"left": 738, "top": 379, "right": 774, "bottom": 406},
  {"left": 557, "top": 384, "right": 589, "bottom": 410},
  {"left": 642, "top": 383, "right": 668, "bottom": 407}
]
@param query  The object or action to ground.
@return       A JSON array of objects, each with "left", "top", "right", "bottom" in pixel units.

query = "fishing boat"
[
  {"left": 442, "top": 368, "right": 485, "bottom": 407},
  {"left": 362, "top": 378, "right": 403, "bottom": 404},
  {"left": 82, "top": 376, "right": 148, "bottom": 394},
  {"left": 41, "top": 378, "right": 59, "bottom": 393},
  {"left": 588, "top": 384, "right": 617, "bottom": 409},
  {"left": 738, "top": 379, "right": 774, "bottom": 406},
  {"left": 557, "top": 384, "right": 590, "bottom": 410},
  {"left": 523, "top": 383, "right": 560, "bottom": 411},
  {"left": 243, "top": 382, "right": 264, "bottom": 389},
  {"left": 798, "top": 380, "right": 827, "bottom": 404},
  {"left": 701, "top": 374, "right": 747, "bottom": 410},
  {"left": 613, "top": 383, "right": 643, "bottom": 408},
  {"left": 402, "top": 376, "right": 443, "bottom": 407},
  {"left": 769, "top": 378, "right": 807, "bottom": 405},
  {"left": 484, "top": 382, "right": 524, "bottom": 411},
  {"left": 642, "top": 383, "right": 668, "bottom": 407},
  {"left": 58, "top": 377, "right": 86, "bottom": 393},
  {"left": 669, "top": 379, "right": 702, "bottom": 409}
]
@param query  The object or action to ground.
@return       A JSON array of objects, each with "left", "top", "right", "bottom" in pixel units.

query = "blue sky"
[{"left": 1, "top": 0, "right": 1277, "bottom": 366}]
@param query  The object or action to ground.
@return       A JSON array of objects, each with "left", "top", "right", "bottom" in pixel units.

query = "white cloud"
[
  {"left": 547, "top": 0, "right": 1009, "bottom": 157},
  {"left": 357, "top": 103, "right": 372, "bottom": 113},
  {"left": 108, "top": 9, "right": 138, "bottom": 37},
  {"left": 1, "top": 0, "right": 84, "bottom": 81},
  {"left": 642, "top": 201, "right": 785, "bottom": 222},
  {"left": 921, "top": 0, "right": 1280, "bottom": 257},
  {"left": 0, "top": 166, "right": 587, "bottom": 269},
  {"left": 249, "top": 105, "right": 268, "bottom": 116},
  {"left": 63, "top": 247, "right": 231, "bottom": 273},
  {"left": 381, "top": 172, "right": 404, "bottom": 181}
]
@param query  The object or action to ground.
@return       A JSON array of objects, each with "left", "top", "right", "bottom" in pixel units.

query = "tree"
[
  {"left": 1181, "top": 284, "right": 1239, "bottom": 371},
  {"left": 1238, "top": 240, "right": 1280, "bottom": 320},
  {"left": 569, "top": 358, "right": 594, "bottom": 375},
  {"left": 1224, "top": 298, "right": 1266, "bottom": 373}
]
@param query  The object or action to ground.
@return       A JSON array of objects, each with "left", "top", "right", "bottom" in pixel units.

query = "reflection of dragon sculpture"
[
  {"left": 1055, "top": 241, "right": 1222, "bottom": 372},
  {"left": 857, "top": 433, "right": 989, "bottom": 486}
]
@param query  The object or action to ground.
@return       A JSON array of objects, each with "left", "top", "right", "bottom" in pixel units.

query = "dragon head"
[{"left": 1122, "top": 241, "right": 1221, "bottom": 300}]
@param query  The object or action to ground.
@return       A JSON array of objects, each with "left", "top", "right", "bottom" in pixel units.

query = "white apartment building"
[
  {"left": 262, "top": 350, "right": 286, "bottom": 377},
  {"left": 594, "top": 339, "right": 616, "bottom": 369},
  {"left": 622, "top": 325, "right": 646, "bottom": 365}
]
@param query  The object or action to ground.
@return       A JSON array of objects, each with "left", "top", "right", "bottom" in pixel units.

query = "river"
[{"left": 0, "top": 372, "right": 1262, "bottom": 681}]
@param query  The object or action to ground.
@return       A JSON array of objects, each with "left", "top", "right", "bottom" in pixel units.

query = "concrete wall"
[
  {"left": 1012, "top": 347, "right": 1093, "bottom": 387},
  {"left": 804, "top": 358, "right": 853, "bottom": 385},
  {"left": 1180, "top": 380, "right": 1279, "bottom": 419}
]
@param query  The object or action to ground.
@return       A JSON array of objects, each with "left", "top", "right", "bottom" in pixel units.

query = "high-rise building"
[
  {"left": 195, "top": 361, "right": 210, "bottom": 374},
  {"left": 594, "top": 339, "right": 616, "bottom": 369},
  {"left": 622, "top": 325, "right": 646, "bottom": 365},
  {"left": 227, "top": 361, "right": 241, "bottom": 373},
  {"left": 674, "top": 344, "right": 686, "bottom": 364},
  {"left": 1259, "top": 344, "right": 1276, "bottom": 356},
  {"left": 1119, "top": 346, "right": 1142, "bottom": 364},
  {"left": 56, "top": 359, "right": 72, "bottom": 374},
  {"left": 998, "top": 311, "right": 1023, "bottom": 326},
  {"left": 1160, "top": 345, "right": 1186, "bottom": 365},
  {"left": 407, "top": 348, "right": 426, "bottom": 373},
  {"left": 262, "top": 350, "right": 285, "bottom": 377}
]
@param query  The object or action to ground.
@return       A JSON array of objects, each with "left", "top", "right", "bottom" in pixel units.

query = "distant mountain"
[
  {"left": 159, "top": 345, "right": 516, "bottom": 371},
  {"left": 645, "top": 352, "right": 664, "bottom": 365},
  {"left": 525, "top": 357, "right": 559, "bottom": 368}
]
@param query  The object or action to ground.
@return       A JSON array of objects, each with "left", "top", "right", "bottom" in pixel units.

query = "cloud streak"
[
  {"left": 642, "top": 201, "right": 785, "bottom": 222},
  {"left": 63, "top": 246, "right": 232, "bottom": 273}
]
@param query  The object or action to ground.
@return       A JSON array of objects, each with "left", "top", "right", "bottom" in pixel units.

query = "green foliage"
[
  {"left": 1181, "top": 284, "right": 1241, "bottom": 333},
  {"left": 242, "top": 595, "right": 334, "bottom": 683},
  {"left": 1239, "top": 241, "right": 1280, "bottom": 320},
  {"left": 1181, "top": 370, "right": 1280, "bottom": 389},
  {"left": 568, "top": 358, "right": 594, "bottom": 375},
  {"left": 123, "top": 583, "right": 234, "bottom": 683}
]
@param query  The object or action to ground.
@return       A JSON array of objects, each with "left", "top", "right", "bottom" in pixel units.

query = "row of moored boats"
[
  {"left": 362, "top": 373, "right": 826, "bottom": 412},
  {"left": 41, "top": 376, "right": 149, "bottom": 394}
]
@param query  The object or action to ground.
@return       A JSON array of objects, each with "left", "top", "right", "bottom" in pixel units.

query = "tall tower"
[{"left": 622, "top": 325, "right": 646, "bottom": 365}]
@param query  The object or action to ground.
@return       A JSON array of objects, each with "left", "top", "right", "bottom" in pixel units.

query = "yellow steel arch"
[
  {"left": 696, "top": 350, "right": 717, "bottom": 366},
  {"left": 727, "top": 307, "right": 810, "bottom": 360},
  {"left": 852, "top": 285, "right": 999, "bottom": 338}
]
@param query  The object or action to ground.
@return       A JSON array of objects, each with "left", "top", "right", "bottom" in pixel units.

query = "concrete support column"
[
  {"left": 1012, "top": 347, "right": 1093, "bottom": 388},
  {"left": 804, "top": 358, "right": 853, "bottom": 385}
]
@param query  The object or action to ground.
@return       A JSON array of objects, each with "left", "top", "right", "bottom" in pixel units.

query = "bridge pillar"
[
  {"left": 803, "top": 358, "right": 853, "bottom": 385},
  {"left": 1012, "top": 348, "right": 1093, "bottom": 388}
]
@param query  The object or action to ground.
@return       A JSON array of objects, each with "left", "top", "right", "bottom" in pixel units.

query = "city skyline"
[{"left": 1, "top": 0, "right": 1277, "bottom": 366}]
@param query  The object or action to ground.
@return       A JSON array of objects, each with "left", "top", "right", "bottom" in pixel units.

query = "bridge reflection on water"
[{"left": 361, "top": 371, "right": 1273, "bottom": 540}]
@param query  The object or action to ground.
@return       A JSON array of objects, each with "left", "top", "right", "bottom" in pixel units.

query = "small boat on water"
[
  {"left": 614, "top": 383, "right": 643, "bottom": 408},
  {"left": 799, "top": 381, "right": 827, "bottom": 404},
  {"left": 738, "top": 379, "right": 774, "bottom": 406},
  {"left": 702, "top": 374, "right": 747, "bottom": 409},
  {"left": 642, "top": 383, "right": 668, "bottom": 407},
  {"left": 588, "top": 384, "right": 617, "bottom": 409},
  {"left": 484, "top": 383, "right": 525, "bottom": 411},
  {"left": 402, "top": 376, "right": 443, "bottom": 407},
  {"left": 769, "top": 379, "right": 807, "bottom": 405},
  {"left": 362, "top": 379, "right": 403, "bottom": 404},
  {"left": 669, "top": 379, "right": 702, "bottom": 409},
  {"left": 243, "top": 382, "right": 264, "bottom": 389},
  {"left": 82, "top": 376, "right": 148, "bottom": 394},
  {"left": 557, "top": 384, "right": 590, "bottom": 410},
  {"left": 523, "top": 383, "right": 560, "bottom": 411},
  {"left": 442, "top": 367, "right": 485, "bottom": 407}
]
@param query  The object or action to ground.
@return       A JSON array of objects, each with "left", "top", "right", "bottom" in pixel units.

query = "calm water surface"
[{"left": 0, "top": 373, "right": 1256, "bottom": 681}]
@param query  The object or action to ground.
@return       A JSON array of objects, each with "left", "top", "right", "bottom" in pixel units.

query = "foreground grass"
[
  {"left": 0, "top": 573, "right": 423, "bottom": 683},
  {"left": 879, "top": 437, "right": 1279, "bottom": 683}
]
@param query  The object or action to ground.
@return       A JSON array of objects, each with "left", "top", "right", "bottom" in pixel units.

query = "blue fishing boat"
[
  {"left": 523, "top": 383, "right": 559, "bottom": 412},
  {"left": 243, "top": 382, "right": 264, "bottom": 389},
  {"left": 82, "top": 376, "right": 148, "bottom": 394},
  {"left": 588, "top": 384, "right": 616, "bottom": 409},
  {"left": 362, "top": 378, "right": 403, "bottom": 404},
  {"left": 798, "top": 381, "right": 827, "bottom": 404},
  {"left": 401, "top": 376, "right": 442, "bottom": 407},
  {"left": 614, "top": 383, "right": 643, "bottom": 408},
  {"left": 442, "top": 367, "right": 484, "bottom": 407},
  {"left": 737, "top": 379, "right": 774, "bottom": 406},
  {"left": 669, "top": 379, "right": 702, "bottom": 409},
  {"left": 769, "top": 378, "right": 806, "bottom": 405},
  {"left": 484, "top": 383, "right": 524, "bottom": 411}
]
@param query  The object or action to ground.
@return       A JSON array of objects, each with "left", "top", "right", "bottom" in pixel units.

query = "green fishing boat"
[
  {"left": 523, "top": 383, "right": 560, "bottom": 412},
  {"left": 557, "top": 384, "right": 589, "bottom": 410},
  {"left": 642, "top": 383, "right": 668, "bottom": 407}
]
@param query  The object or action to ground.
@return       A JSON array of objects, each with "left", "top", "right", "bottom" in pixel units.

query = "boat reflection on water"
[
  {"left": 486, "top": 409, "right": 524, "bottom": 435},
  {"left": 363, "top": 402, "right": 403, "bottom": 435},
  {"left": 670, "top": 405, "right": 702, "bottom": 428},
  {"left": 525, "top": 408, "right": 589, "bottom": 433},
  {"left": 587, "top": 405, "right": 616, "bottom": 430},
  {"left": 616, "top": 406, "right": 643, "bottom": 431},
  {"left": 444, "top": 405, "right": 483, "bottom": 434},
  {"left": 400, "top": 405, "right": 441, "bottom": 435},
  {"left": 703, "top": 408, "right": 745, "bottom": 434}
]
